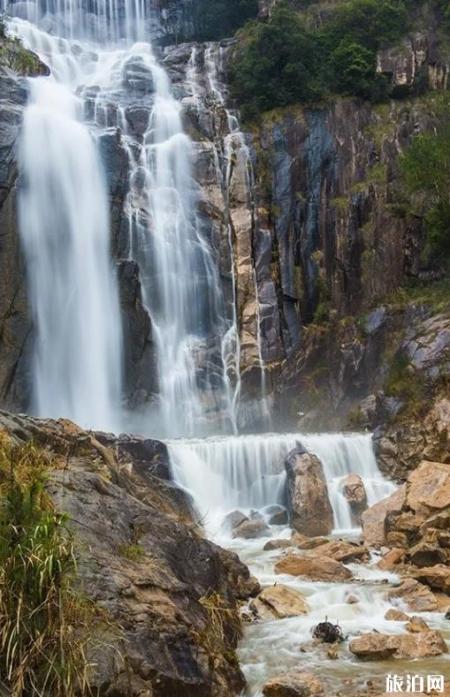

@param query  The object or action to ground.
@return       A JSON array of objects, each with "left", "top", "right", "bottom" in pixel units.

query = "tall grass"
[{"left": 0, "top": 436, "right": 93, "bottom": 696}]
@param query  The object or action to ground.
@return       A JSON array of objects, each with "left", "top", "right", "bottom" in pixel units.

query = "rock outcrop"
[
  {"left": 362, "top": 485, "right": 406, "bottom": 547},
  {"left": 0, "top": 410, "right": 259, "bottom": 696},
  {"left": 284, "top": 447, "right": 334, "bottom": 536}
]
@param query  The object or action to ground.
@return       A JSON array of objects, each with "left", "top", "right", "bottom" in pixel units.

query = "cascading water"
[
  {"left": 5, "top": 1, "right": 242, "bottom": 437},
  {"left": 169, "top": 431, "right": 396, "bottom": 536},
  {"left": 15, "top": 28, "right": 123, "bottom": 431}
]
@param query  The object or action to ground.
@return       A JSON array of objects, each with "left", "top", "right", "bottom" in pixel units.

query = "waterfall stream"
[
  {"left": 3, "top": 4, "right": 442, "bottom": 696},
  {"left": 16, "top": 30, "right": 123, "bottom": 431}
]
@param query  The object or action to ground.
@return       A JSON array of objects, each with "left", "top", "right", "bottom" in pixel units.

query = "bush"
[
  {"left": 400, "top": 122, "right": 450, "bottom": 256},
  {"left": 229, "top": 5, "right": 320, "bottom": 119},
  {"left": 230, "top": 0, "right": 411, "bottom": 116}
]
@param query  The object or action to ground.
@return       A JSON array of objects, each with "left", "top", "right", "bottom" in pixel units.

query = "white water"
[
  {"left": 5, "top": 6, "right": 244, "bottom": 437},
  {"left": 16, "top": 33, "right": 123, "bottom": 431},
  {"left": 169, "top": 431, "right": 396, "bottom": 536}
]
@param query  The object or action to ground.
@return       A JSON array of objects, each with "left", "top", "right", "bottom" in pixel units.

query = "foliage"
[
  {"left": 0, "top": 24, "right": 44, "bottom": 76},
  {"left": 400, "top": 122, "right": 450, "bottom": 256},
  {"left": 229, "top": 5, "right": 320, "bottom": 120},
  {"left": 230, "top": 0, "right": 411, "bottom": 116},
  {"left": 0, "top": 436, "right": 92, "bottom": 697}
]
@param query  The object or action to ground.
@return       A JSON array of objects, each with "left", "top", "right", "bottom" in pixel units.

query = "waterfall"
[
  {"left": 4, "top": 2, "right": 244, "bottom": 437},
  {"left": 1, "top": 0, "right": 151, "bottom": 42},
  {"left": 14, "top": 25, "right": 123, "bottom": 431},
  {"left": 168, "top": 432, "right": 396, "bottom": 537}
]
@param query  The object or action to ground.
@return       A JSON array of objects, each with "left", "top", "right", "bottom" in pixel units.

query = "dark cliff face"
[{"left": 0, "top": 69, "right": 35, "bottom": 412}]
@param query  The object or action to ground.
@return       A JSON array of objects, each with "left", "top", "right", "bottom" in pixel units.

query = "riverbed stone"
[
  {"left": 306, "top": 539, "right": 369, "bottom": 564},
  {"left": 252, "top": 584, "right": 309, "bottom": 619},
  {"left": 342, "top": 474, "right": 368, "bottom": 521},
  {"left": 292, "top": 534, "right": 330, "bottom": 549},
  {"left": 285, "top": 447, "right": 334, "bottom": 537},
  {"left": 262, "top": 671, "right": 324, "bottom": 697},
  {"left": 264, "top": 539, "right": 292, "bottom": 551},
  {"left": 275, "top": 554, "right": 352, "bottom": 582},
  {"left": 232, "top": 517, "right": 271, "bottom": 539},
  {"left": 387, "top": 578, "right": 438, "bottom": 612},
  {"left": 384, "top": 608, "right": 410, "bottom": 621},
  {"left": 377, "top": 548, "right": 405, "bottom": 570},
  {"left": 361, "top": 485, "right": 406, "bottom": 547},
  {"left": 410, "top": 564, "right": 450, "bottom": 593},
  {"left": 349, "top": 628, "right": 447, "bottom": 660}
]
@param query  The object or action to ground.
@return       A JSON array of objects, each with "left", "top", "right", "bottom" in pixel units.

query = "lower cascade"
[{"left": 169, "top": 432, "right": 395, "bottom": 536}]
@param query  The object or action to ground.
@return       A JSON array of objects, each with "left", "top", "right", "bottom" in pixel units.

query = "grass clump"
[
  {"left": 0, "top": 435, "right": 93, "bottom": 697},
  {"left": 118, "top": 543, "right": 145, "bottom": 561},
  {"left": 197, "top": 592, "right": 242, "bottom": 665}
]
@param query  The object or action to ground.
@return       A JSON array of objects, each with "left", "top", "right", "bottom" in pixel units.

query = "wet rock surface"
[{"left": 349, "top": 625, "right": 447, "bottom": 660}]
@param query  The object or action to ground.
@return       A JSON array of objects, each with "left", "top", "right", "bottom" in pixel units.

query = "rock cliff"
[{"left": 0, "top": 410, "right": 259, "bottom": 696}]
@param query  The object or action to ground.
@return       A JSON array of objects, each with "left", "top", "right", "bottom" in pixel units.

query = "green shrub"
[
  {"left": 229, "top": 5, "right": 320, "bottom": 119},
  {"left": 230, "top": 0, "right": 411, "bottom": 117},
  {"left": 400, "top": 123, "right": 450, "bottom": 256}
]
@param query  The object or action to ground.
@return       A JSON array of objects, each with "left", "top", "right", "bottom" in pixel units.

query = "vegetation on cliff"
[
  {"left": 0, "top": 19, "right": 48, "bottom": 75},
  {"left": 401, "top": 120, "right": 450, "bottom": 256},
  {"left": 229, "top": 0, "right": 440, "bottom": 118}
]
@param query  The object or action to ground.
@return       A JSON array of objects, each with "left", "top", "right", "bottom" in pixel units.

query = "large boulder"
[
  {"left": 411, "top": 564, "right": 450, "bottom": 593},
  {"left": 232, "top": 517, "right": 270, "bottom": 539},
  {"left": 275, "top": 554, "right": 352, "bottom": 582},
  {"left": 342, "top": 474, "right": 368, "bottom": 522},
  {"left": 251, "top": 584, "right": 309, "bottom": 620},
  {"left": 263, "top": 671, "right": 324, "bottom": 697},
  {"left": 406, "top": 460, "right": 450, "bottom": 515},
  {"left": 285, "top": 447, "right": 334, "bottom": 536},
  {"left": 306, "top": 539, "right": 369, "bottom": 564},
  {"left": 387, "top": 578, "right": 438, "bottom": 612},
  {"left": 349, "top": 628, "right": 447, "bottom": 660},
  {"left": 0, "top": 412, "right": 256, "bottom": 697},
  {"left": 361, "top": 485, "right": 406, "bottom": 547}
]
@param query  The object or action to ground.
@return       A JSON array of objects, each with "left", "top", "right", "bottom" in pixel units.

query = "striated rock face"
[
  {"left": 0, "top": 410, "right": 259, "bottom": 696},
  {"left": 0, "top": 68, "right": 33, "bottom": 411},
  {"left": 284, "top": 447, "right": 333, "bottom": 536},
  {"left": 362, "top": 485, "right": 406, "bottom": 547}
]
